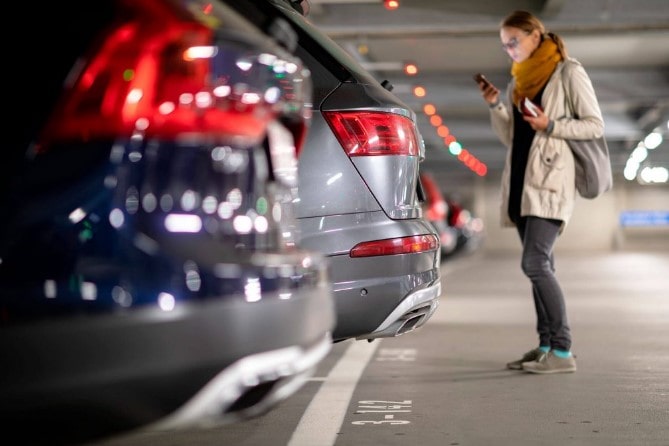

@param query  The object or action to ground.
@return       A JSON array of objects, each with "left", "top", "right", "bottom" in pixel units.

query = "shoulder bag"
[{"left": 561, "top": 63, "right": 613, "bottom": 199}]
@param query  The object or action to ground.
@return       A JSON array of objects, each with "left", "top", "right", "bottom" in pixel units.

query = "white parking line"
[{"left": 287, "top": 339, "right": 380, "bottom": 446}]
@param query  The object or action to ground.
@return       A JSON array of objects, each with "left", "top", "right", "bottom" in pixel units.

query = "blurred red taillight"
[
  {"left": 323, "top": 111, "right": 420, "bottom": 156},
  {"left": 37, "top": 0, "right": 278, "bottom": 152},
  {"left": 420, "top": 173, "right": 448, "bottom": 220},
  {"left": 427, "top": 200, "right": 448, "bottom": 221},
  {"left": 349, "top": 234, "right": 438, "bottom": 258},
  {"left": 452, "top": 208, "right": 471, "bottom": 228}
]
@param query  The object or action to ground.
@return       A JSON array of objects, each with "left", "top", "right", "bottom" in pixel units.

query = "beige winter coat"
[{"left": 489, "top": 58, "right": 605, "bottom": 231}]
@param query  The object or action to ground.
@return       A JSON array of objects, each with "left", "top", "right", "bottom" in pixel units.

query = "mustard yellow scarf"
[{"left": 511, "top": 38, "right": 562, "bottom": 107}]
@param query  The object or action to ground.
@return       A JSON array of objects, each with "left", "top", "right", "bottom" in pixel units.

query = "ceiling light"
[
  {"left": 423, "top": 103, "right": 436, "bottom": 115},
  {"left": 643, "top": 131, "right": 662, "bottom": 149},
  {"left": 412, "top": 85, "right": 426, "bottom": 97},
  {"left": 383, "top": 0, "right": 399, "bottom": 11},
  {"left": 403, "top": 62, "right": 418, "bottom": 75}
]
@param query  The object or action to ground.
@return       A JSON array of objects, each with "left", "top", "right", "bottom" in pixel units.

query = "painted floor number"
[{"left": 351, "top": 400, "right": 412, "bottom": 425}]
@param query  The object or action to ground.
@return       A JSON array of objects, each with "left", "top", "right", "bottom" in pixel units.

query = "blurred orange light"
[
  {"left": 444, "top": 135, "right": 456, "bottom": 145},
  {"left": 437, "top": 125, "right": 450, "bottom": 137},
  {"left": 429, "top": 115, "right": 442, "bottom": 126},
  {"left": 413, "top": 86, "right": 426, "bottom": 97},
  {"left": 423, "top": 103, "right": 436, "bottom": 115},
  {"left": 384, "top": 0, "right": 399, "bottom": 10},
  {"left": 404, "top": 62, "right": 418, "bottom": 75}
]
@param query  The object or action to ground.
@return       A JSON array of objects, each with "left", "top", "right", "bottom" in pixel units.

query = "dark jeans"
[{"left": 515, "top": 216, "right": 571, "bottom": 351}]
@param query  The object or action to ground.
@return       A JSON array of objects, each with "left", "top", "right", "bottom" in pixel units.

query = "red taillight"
[
  {"left": 349, "top": 234, "right": 438, "bottom": 258},
  {"left": 323, "top": 111, "right": 420, "bottom": 156},
  {"left": 37, "top": 1, "right": 278, "bottom": 152},
  {"left": 420, "top": 173, "right": 447, "bottom": 220}
]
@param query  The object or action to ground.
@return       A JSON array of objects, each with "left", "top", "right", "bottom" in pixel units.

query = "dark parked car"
[
  {"left": 442, "top": 195, "right": 485, "bottom": 259},
  {"left": 223, "top": 0, "right": 442, "bottom": 343},
  {"left": 420, "top": 172, "right": 485, "bottom": 259},
  {"left": 0, "top": 0, "right": 335, "bottom": 444}
]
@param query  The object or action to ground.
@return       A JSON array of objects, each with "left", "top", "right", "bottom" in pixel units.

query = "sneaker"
[
  {"left": 506, "top": 348, "right": 546, "bottom": 370},
  {"left": 522, "top": 351, "right": 577, "bottom": 374}
]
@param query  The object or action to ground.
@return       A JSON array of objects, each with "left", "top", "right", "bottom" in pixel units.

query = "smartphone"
[
  {"left": 473, "top": 73, "right": 491, "bottom": 88},
  {"left": 521, "top": 97, "right": 542, "bottom": 117}
]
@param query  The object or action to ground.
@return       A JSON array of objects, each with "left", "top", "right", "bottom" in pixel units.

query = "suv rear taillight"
[
  {"left": 323, "top": 111, "right": 420, "bottom": 157},
  {"left": 37, "top": 0, "right": 304, "bottom": 153},
  {"left": 349, "top": 234, "right": 438, "bottom": 258}
]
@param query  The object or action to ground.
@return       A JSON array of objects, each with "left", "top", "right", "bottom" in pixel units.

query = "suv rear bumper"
[
  {"left": 149, "top": 330, "right": 332, "bottom": 429},
  {"left": 299, "top": 211, "right": 441, "bottom": 342},
  {"left": 360, "top": 280, "right": 441, "bottom": 340}
]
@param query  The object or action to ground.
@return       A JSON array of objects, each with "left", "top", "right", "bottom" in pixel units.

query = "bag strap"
[{"left": 561, "top": 60, "right": 576, "bottom": 118}]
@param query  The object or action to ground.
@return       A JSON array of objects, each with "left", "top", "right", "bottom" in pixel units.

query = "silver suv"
[{"left": 222, "top": 0, "right": 442, "bottom": 342}]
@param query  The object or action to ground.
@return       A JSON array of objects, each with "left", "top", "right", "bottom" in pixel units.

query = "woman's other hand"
[{"left": 523, "top": 106, "right": 550, "bottom": 132}]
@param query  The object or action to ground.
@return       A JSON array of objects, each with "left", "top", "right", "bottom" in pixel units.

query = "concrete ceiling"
[{"left": 305, "top": 0, "right": 669, "bottom": 189}]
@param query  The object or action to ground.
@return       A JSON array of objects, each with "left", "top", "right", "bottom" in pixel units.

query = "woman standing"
[{"left": 476, "top": 10, "right": 605, "bottom": 374}]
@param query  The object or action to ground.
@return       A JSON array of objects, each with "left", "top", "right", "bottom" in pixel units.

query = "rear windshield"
[
  {"left": 223, "top": 0, "right": 380, "bottom": 85},
  {"left": 272, "top": 2, "right": 379, "bottom": 84}
]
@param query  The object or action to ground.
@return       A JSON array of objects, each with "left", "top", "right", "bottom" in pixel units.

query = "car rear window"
[{"left": 222, "top": 0, "right": 380, "bottom": 86}]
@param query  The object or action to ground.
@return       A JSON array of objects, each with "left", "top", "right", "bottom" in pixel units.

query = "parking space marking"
[{"left": 288, "top": 340, "right": 380, "bottom": 446}]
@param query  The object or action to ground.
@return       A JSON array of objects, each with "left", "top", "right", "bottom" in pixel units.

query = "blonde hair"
[{"left": 501, "top": 10, "right": 568, "bottom": 59}]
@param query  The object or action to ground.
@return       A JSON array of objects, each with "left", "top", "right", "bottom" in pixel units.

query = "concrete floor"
[{"left": 94, "top": 250, "right": 669, "bottom": 446}]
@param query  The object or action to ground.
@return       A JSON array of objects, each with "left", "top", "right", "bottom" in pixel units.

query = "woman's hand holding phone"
[
  {"left": 474, "top": 73, "right": 500, "bottom": 106},
  {"left": 473, "top": 73, "right": 490, "bottom": 88}
]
